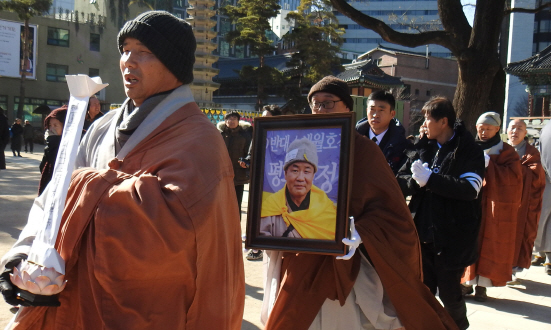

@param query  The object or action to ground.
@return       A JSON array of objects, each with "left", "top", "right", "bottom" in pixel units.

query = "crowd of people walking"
[{"left": 0, "top": 9, "right": 550, "bottom": 330}]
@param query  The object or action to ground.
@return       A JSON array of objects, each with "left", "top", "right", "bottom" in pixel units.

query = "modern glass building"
[{"left": 336, "top": 0, "right": 452, "bottom": 59}]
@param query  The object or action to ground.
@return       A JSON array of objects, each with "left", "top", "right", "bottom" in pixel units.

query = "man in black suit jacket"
[{"left": 356, "top": 90, "right": 411, "bottom": 175}]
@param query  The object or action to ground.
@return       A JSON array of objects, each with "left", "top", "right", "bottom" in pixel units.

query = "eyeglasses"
[{"left": 310, "top": 100, "right": 343, "bottom": 110}]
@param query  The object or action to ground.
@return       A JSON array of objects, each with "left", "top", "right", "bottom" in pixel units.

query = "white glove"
[
  {"left": 411, "top": 160, "right": 432, "bottom": 187},
  {"left": 484, "top": 153, "right": 490, "bottom": 168},
  {"left": 337, "top": 217, "right": 362, "bottom": 260}
]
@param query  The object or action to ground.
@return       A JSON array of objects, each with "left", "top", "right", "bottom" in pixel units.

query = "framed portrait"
[{"left": 245, "top": 112, "right": 355, "bottom": 255}]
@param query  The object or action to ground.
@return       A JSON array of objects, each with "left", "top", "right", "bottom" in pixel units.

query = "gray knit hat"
[
  {"left": 284, "top": 138, "right": 319, "bottom": 173},
  {"left": 118, "top": 11, "right": 196, "bottom": 85},
  {"left": 476, "top": 112, "right": 501, "bottom": 127},
  {"left": 308, "top": 76, "right": 354, "bottom": 111}
]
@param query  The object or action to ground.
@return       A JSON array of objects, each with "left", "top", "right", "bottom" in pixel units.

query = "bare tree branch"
[
  {"left": 329, "top": 0, "right": 455, "bottom": 51},
  {"left": 504, "top": 2, "right": 551, "bottom": 15}
]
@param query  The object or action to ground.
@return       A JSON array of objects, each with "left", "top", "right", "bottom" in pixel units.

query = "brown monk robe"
[
  {"left": 512, "top": 143, "right": 546, "bottom": 269},
  {"left": 9, "top": 103, "right": 245, "bottom": 330},
  {"left": 463, "top": 143, "right": 523, "bottom": 287},
  {"left": 264, "top": 133, "right": 458, "bottom": 330}
]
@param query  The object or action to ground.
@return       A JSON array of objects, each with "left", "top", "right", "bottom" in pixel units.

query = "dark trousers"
[
  {"left": 0, "top": 142, "right": 6, "bottom": 169},
  {"left": 421, "top": 243, "right": 469, "bottom": 330},
  {"left": 235, "top": 184, "right": 244, "bottom": 221},
  {"left": 24, "top": 138, "right": 33, "bottom": 152}
]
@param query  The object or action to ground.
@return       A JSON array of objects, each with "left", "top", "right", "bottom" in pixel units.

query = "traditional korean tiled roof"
[
  {"left": 336, "top": 59, "right": 403, "bottom": 88},
  {"left": 506, "top": 45, "right": 551, "bottom": 75},
  {"left": 213, "top": 54, "right": 293, "bottom": 81},
  {"left": 506, "top": 45, "right": 551, "bottom": 86}
]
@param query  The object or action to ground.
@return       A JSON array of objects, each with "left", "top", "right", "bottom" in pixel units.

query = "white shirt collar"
[{"left": 369, "top": 128, "right": 389, "bottom": 145}]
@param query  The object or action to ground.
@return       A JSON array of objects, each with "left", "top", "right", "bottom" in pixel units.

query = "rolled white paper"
[{"left": 27, "top": 75, "right": 108, "bottom": 275}]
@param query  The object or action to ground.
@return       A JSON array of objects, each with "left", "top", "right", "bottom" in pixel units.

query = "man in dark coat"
[
  {"left": 0, "top": 108, "right": 9, "bottom": 169},
  {"left": 10, "top": 118, "right": 23, "bottom": 157},
  {"left": 397, "top": 97, "right": 485, "bottom": 330},
  {"left": 23, "top": 120, "right": 34, "bottom": 153},
  {"left": 356, "top": 90, "right": 411, "bottom": 175},
  {"left": 217, "top": 111, "right": 252, "bottom": 220}
]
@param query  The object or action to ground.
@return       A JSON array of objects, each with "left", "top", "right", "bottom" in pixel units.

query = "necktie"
[{"left": 372, "top": 136, "right": 378, "bottom": 145}]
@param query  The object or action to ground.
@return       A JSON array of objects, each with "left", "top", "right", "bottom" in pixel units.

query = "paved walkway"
[{"left": 1, "top": 147, "right": 551, "bottom": 329}]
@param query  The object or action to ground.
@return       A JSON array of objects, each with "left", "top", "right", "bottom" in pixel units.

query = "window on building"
[
  {"left": 47, "top": 27, "right": 69, "bottom": 47},
  {"left": 415, "top": 89, "right": 419, "bottom": 96},
  {"left": 220, "top": 18, "right": 231, "bottom": 36},
  {"left": 90, "top": 33, "right": 100, "bottom": 51},
  {"left": 219, "top": 41, "right": 230, "bottom": 57},
  {"left": 426, "top": 90, "right": 431, "bottom": 97},
  {"left": 402, "top": 84, "right": 411, "bottom": 97},
  {"left": 0, "top": 95, "right": 7, "bottom": 113},
  {"left": 46, "top": 63, "right": 68, "bottom": 82},
  {"left": 14, "top": 97, "right": 62, "bottom": 124},
  {"left": 89, "top": 68, "right": 99, "bottom": 77}
]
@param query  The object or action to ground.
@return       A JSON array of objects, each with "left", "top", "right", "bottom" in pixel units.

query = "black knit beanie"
[
  {"left": 117, "top": 11, "right": 196, "bottom": 85},
  {"left": 308, "top": 76, "right": 354, "bottom": 111}
]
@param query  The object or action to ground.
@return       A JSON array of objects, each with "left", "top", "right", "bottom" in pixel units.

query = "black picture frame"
[{"left": 245, "top": 112, "right": 355, "bottom": 255}]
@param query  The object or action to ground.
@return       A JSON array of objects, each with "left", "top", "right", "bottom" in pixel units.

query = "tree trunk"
[
  {"left": 17, "top": 19, "right": 29, "bottom": 120},
  {"left": 488, "top": 65, "right": 506, "bottom": 124},
  {"left": 453, "top": 56, "right": 501, "bottom": 134}
]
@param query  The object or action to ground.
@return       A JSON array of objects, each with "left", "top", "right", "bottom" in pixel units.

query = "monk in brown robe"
[
  {"left": 0, "top": 11, "right": 244, "bottom": 329},
  {"left": 507, "top": 119, "right": 545, "bottom": 283},
  {"left": 462, "top": 112, "right": 523, "bottom": 301},
  {"left": 262, "top": 76, "right": 458, "bottom": 330}
]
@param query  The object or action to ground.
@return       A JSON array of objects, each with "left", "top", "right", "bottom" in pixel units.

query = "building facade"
[
  {"left": 336, "top": 0, "right": 452, "bottom": 59},
  {"left": 0, "top": 11, "right": 125, "bottom": 126}
]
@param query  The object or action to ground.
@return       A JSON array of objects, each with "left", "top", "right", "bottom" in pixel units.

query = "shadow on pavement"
[
  {"left": 241, "top": 319, "right": 261, "bottom": 330},
  {"left": 507, "top": 278, "right": 551, "bottom": 297},
  {"left": 466, "top": 295, "right": 551, "bottom": 324},
  {"left": 246, "top": 283, "right": 263, "bottom": 301},
  {"left": 0, "top": 224, "right": 22, "bottom": 240}
]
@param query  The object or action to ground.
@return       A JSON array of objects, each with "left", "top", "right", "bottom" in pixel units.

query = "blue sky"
[{"left": 462, "top": 0, "right": 476, "bottom": 26}]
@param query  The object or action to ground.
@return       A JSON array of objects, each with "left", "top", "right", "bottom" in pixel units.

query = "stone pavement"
[{"left": 1, "top": 147, "right": 551, "bottom": 329}]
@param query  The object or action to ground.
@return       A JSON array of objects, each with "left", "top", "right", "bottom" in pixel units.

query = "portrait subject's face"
[
  {"left": 120, "top": 37, "right": 181, "bottom": 107},
  {"left": 284, "top": 162, "right": 315, "bottom": 200}
]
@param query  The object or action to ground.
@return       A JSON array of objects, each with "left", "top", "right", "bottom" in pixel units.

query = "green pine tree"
[
  {"left": 0, "top": 0, "right": 52, "bottom": 119},
  {"left": 222, "top": 0, "right": 281, "bottom": 110},
  {"left": 284, "top": 0, "right": 344, "bottom": 91}
]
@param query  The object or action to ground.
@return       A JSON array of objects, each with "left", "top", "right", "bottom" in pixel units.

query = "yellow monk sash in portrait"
[{"left": 261, "top": 184, "right": 337, "bottom": 240}]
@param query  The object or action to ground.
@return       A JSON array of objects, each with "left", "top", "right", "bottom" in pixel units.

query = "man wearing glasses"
[{"left": 261, "top": 76, "right": 457, "bottom": 330}]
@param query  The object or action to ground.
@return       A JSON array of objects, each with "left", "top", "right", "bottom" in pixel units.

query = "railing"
[
  {"left": 201, "top": 109, "right": 260, "bottom": 125},
  {"left": 511, "top": 116, "right": 550, "bottom": 128}
]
